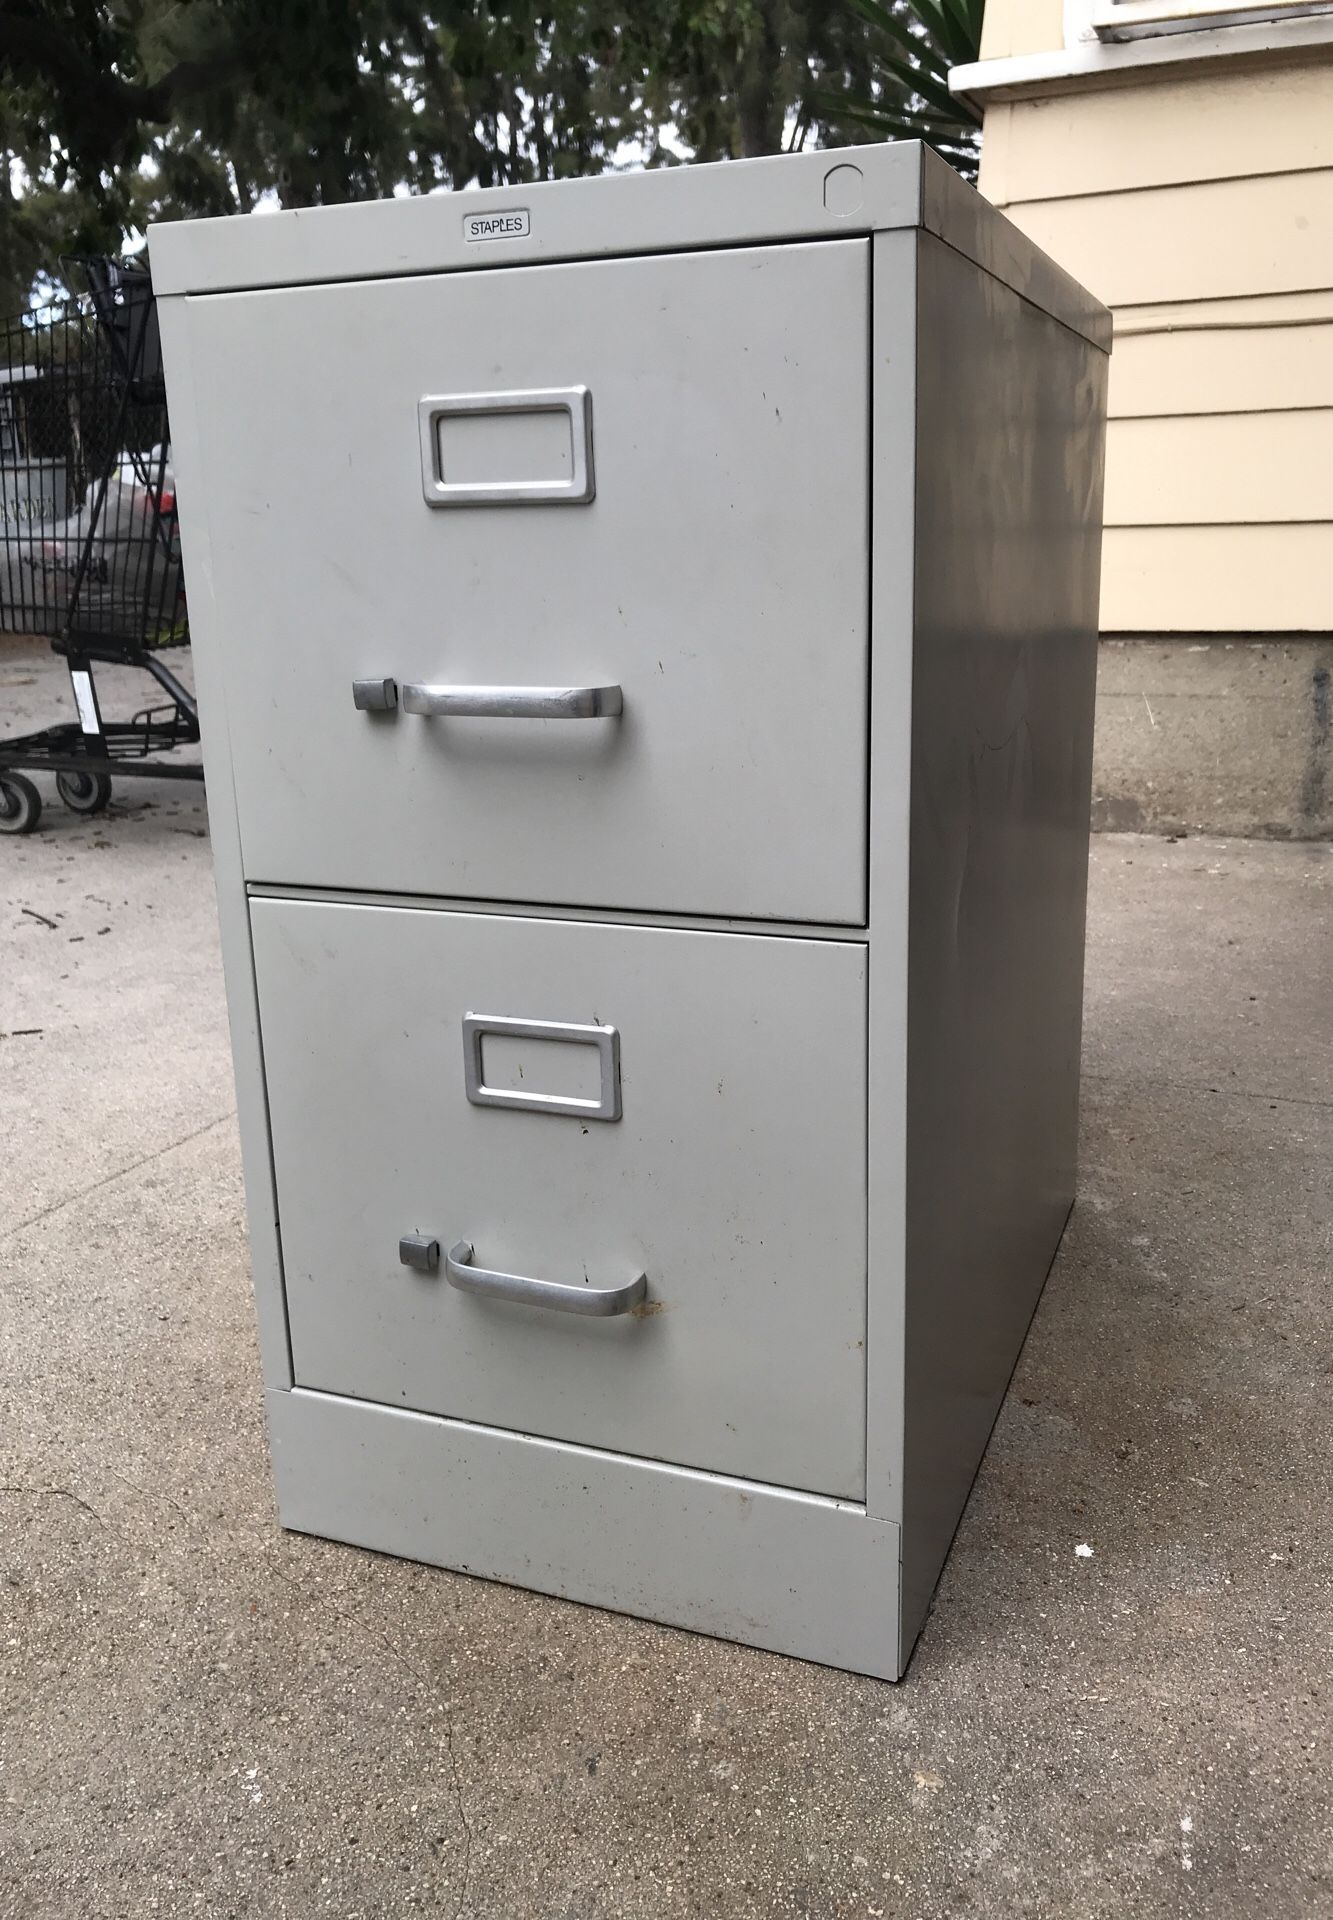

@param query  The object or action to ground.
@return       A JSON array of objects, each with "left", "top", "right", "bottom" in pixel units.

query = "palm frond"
[
  {"left": 828, "top": 0, "right": 984, "bottom": 179},
  {"left": 863, "top": 51, "right": 976, "bottom": 127},
  {"left": 905, "top": 0, "right": 973, "bottom": 71}
]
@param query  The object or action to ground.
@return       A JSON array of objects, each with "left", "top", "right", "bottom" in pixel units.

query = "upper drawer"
[{"left": 174, "top": 241, "right": 870, "bottom": 922}]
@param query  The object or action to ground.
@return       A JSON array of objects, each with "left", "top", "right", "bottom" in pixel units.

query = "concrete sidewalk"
[{"left": 2, "top": 639, "right": 1331, "bottom": 1918}]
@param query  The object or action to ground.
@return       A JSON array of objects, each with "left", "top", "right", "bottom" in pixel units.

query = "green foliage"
[
  {"left": 818, "top": 0, "right": 983, "bottom": 179},
  {"left": 0, "top": 1, "right": 982, "bottom": 312},
  {"left": 634, "top": 2, "right": 883, "bottom": 163},
  {"left": 0, "top": 2, "right": 663, "bottom": 307}
]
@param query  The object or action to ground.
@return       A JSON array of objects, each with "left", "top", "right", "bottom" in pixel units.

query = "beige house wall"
[{"left": 973, "top": 48, "right": 1333, "bottom": 631}]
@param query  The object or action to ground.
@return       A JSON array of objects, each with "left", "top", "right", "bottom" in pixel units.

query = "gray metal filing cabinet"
[{"left": 151, "top": 143, "right": 1109, "bottom": 1680}]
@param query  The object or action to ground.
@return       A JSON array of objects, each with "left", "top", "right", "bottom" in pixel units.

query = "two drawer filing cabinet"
[{"left": 152, "top": 143, "right": 1109, "bottom": 1680}]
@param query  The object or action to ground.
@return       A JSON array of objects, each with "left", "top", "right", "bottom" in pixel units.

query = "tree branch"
[{"left": 0, "top": 13, "right": 237, "bottom": 142}]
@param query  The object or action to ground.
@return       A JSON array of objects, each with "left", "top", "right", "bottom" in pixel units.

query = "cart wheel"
[
  {"left": 0, "top": 772, "right": 41, "bottom": 835},
  {"left": 56, "top": 769, "right": 112, "bottom": 816}
]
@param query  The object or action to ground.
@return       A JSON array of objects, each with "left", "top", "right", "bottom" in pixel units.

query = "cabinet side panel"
[
  {"left": 155, "top": 294, "right": 294, "bottom": 1389},
  {"left": 900, "top": 235, "right": 1107, "bottom": 1662}
]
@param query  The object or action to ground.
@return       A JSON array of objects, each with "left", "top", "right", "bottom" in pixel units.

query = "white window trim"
[
  {"left": 951, "top": 3, "right": 1333, "bottom": 104},
  {"left": 1076, "top": 0, "right": 1333, "bottom": 44}
]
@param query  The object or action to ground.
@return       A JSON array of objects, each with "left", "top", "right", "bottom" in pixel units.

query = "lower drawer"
[{"left": 250, "top": 901, "right": 868, "bottom": 1499}]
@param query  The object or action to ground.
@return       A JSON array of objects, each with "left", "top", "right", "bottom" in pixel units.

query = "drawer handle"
[
  {"left": 445, "top": 1241, "right": 647, "bottom": 1318},
  {"left": 401, "top": 683, "right": 623, "bottom": 720}
]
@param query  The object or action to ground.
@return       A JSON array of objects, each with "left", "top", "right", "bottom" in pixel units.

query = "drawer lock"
[
  {"left": 398, "top": 1233, "right": 441, "bottom": 1273},
  {"left": 352, "top": 676, "right": 399, "bottom": 712}
]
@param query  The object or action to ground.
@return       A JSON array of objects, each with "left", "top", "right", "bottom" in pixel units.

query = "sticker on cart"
[{"left": 69, "top": 669, "right": 101, "bottom": 736}]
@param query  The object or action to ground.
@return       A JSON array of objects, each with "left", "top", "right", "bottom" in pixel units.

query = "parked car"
[{"left": 0, "top": 442, "right": 183, "bottom": 642}]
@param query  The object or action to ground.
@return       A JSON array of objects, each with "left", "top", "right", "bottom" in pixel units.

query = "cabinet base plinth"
[{"left": 267, "top": 1388, "right": 903, "bottom": 1681}]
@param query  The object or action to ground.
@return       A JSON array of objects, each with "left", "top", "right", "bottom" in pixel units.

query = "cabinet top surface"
[{"left": 148, "top": 141, "right": 1109, "bottom": 350}]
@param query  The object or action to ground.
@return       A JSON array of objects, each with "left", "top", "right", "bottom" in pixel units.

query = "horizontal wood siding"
[
  {"left": 1105, "top": 411, "right": 1333, "bottom": 523},
  {"left": 981, "top": 66, "right": 1333, "bottom": 198},
  {"left": 1009, "top": 171, "right": 1333, "bottom": 307},
  {"left": 1110, "top": 324, "right": 1333, "bottom": 416},
  {"left": 1102, "top": 524, "right": 1333, "bottom": 629},
  {"left": 980, "top": 50, "right": 1333, "bottom": 629},
  {"left": 978, "top": 0, "right": 1067, "bottom": 60}
]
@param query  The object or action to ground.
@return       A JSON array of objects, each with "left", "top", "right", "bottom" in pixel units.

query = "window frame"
[{"left": 1086, "top": 0, "right": 1333, "bottom": 38}]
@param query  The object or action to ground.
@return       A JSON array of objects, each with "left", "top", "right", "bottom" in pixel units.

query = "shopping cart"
[{"left": 0, "top": 257, "right": 200, "bottom": 833}]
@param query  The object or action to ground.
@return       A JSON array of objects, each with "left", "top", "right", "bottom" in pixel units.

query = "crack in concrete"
[
  {"left": 107, "top": 1467, "right": 189, "bottom": 1519},
  {"left": 1, "top": 1111, "right": 235, "bottom": 1244},
  {"left": 1083, "top": 1070, "right": 1333, "bottom": 1115},
  {"left": 0, "top": 1484, "right": 108, "bottom": 1526},
  {"left": 366, "top": 1622, "right": 475, "bottom": 1920}
]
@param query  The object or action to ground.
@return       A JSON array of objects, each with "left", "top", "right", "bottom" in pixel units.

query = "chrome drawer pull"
[
  {"left": 445, "top": 1241, "right": 647, "bottom": 1317},
  {"left": 401, "top": 683, "right": 623, "bottom": 720}
]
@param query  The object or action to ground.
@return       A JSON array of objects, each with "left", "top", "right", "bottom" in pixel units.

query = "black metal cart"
[{"left": 0, "top": 258, "right": 199, "bottom": 834}]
